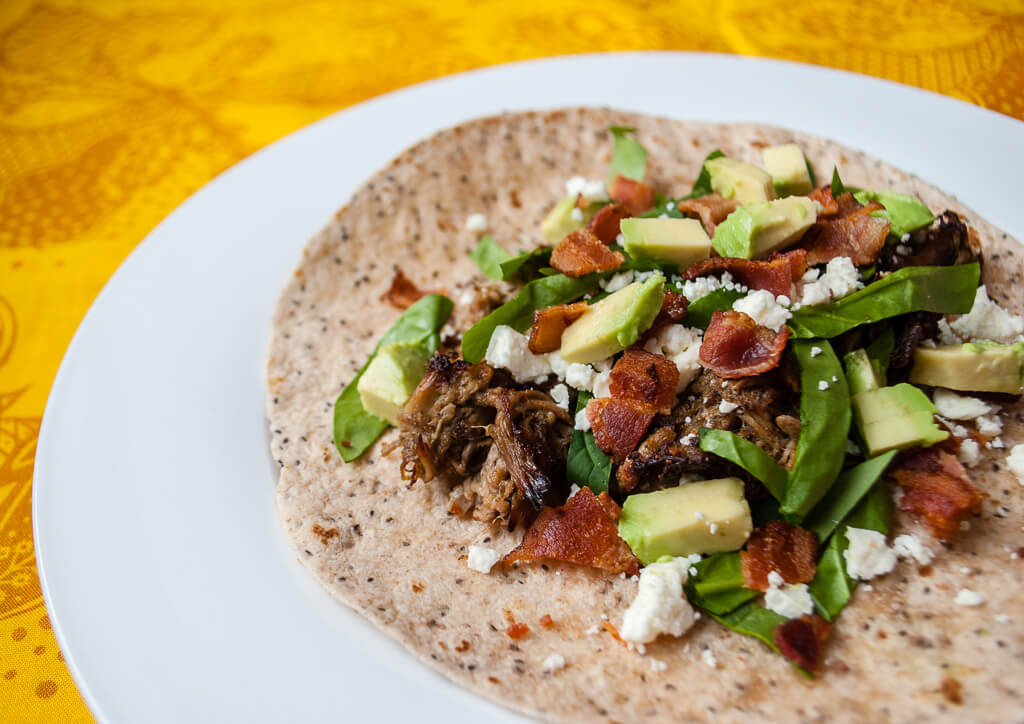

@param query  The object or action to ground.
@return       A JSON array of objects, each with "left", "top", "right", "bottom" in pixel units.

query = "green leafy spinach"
[
  {"left": 609, "top": 126, "right": 647, "bottom": 183},
  {"left": 566, "top": 392, "right": 612, "bottom": 493},
  {"left": 469, "top": 236, "right": 513, "bottom": 281},
  {"left": 698, "top": 428, "right": 787, "bottom": 500}
]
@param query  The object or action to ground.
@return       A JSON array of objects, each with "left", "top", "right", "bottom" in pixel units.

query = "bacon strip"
[
  {"left": 773, "top": 615, "right": 832, "bottom": 672},
  {"left": 681, "top": 249, "right": 807, "bottom": 298},
  {"left": 550, "top": 229, "right": 625, "bottom": 277},
  {"left": 641, "top": 290, "right": 689, "bottom": 343},
  {"left": 890, "top": 447, "right": 983, "bottom": 540},
  {"left": 608, "top": 174, "right": 655, "bottom": 216},
  {"left": 799, "top": 191, "right": 889, "bottom": 266},
  {"left": 609, "top": 349, "right": 679, "bottom": 415},
  {"left": 808, "top": 185, "right": 839, "bottom": 215},
  {"left": 676, "top": 194, "right": 739, "bottom": 237},
  {"left": 587, "top": 397, "right": 656, "bottom": 462},
  {"left": 502, "top": 487, "right": 640, "bottom": 575},
  {"left": 699, "top": 310, "right": 792, "bottom": 379},
  {"left": 381, "top": 269, "right": 427, "bottom": 310},
  {"left": 528, "top": 302, "right": 588, "bottom": 354},
  {"left": 587, "top": 202, "right": 629, "bottom": 244},
  {"left": 741, "top": 520, "right": 819, "bottom": 591}
]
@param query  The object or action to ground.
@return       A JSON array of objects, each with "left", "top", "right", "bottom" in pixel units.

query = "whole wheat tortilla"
[{"left": 266, "top": 108, "right": 1024, "bottom": 722}]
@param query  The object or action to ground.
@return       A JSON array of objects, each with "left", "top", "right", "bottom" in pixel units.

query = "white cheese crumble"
[
  {"left": 810, "top": 346, "right": 823, "bottom": 357},
  {"left": 958, "top": 438, "right": 981, "bottom": 467},
  {"left": 976, "top": 414, "right": 1003, "bottom": 437},
  {"left": 763, "top": 571, "right": 814, "bottom": 619},
  {"left": 485, "top": 326, "right": 554, "bottom": 383},
  {"left": 937, "top": 318, "right": 961, "bottom": 346},
  {"left": 542, "top": 653, "right": 567, "bottom": 672},
  {"left": 592, "top": 370, "right": 612, "bottom": 398},
  {"left": 798, "top": 257, "right": 863, "bottom": 306},
  {"left": 465, "top": 213, "right": 489, "bottom": 232},
  {"left": 600, "top": 270, "right": 634, "bottom": 292},
  {"left": 843, "top": 527, "right": 897, "bottom": 580},
  {"left": 954, "top": 588, "right": 985, "bottom": 607},
  {"left": 620, "top": 558, "right": 696, "bottom": 645},
  {"left": 570, "top": 207, "right": 584, "bottom": 223},
  {"left": 732, "top": 289, "right": 792, "bottom": 331},
  {"left": 932, "top": 389, "right": 996, "bottom": 420},
  {"left": 467, "top": 545, "right": 501, "bottom": 574},
  {"left": 718, "top": 400, "right": 739, "bottom": 414},
  {"left": 550, "top": 383, "right": 570, "bottom": 411},
  {"left": 948, "top": 285, "right": 1024, "bottom": 343},
  {"left": 936, "top": 415, "right": 969, "bottom": 438},
  {"left": 574, "top": 407, "right": 591, "bottom": 432},
  {"left": 681, "top": 272, "right": 744, "bottom": 302},
  {"left": 650, "top": 658, "right": 668, "bottom": 673},
  {"left": 565, "top": 176, "right": 608, "bottom": 202},
  {"left": 996, "top": 614, "right": 1012, "bottom": 625},
  {"left": 892, "top": 534, "right": 934, "bottom": 565},
  {"left": 701, "top": 648, "right": 718, "bottom": 668},
  {"left": 644, "top": 324, "right": 704, "bottom": 392},
  {"left": 1007, "top": 444, "right": 1024, "bottom": 485},
  {"left": 569, "top": 483, "right": 582, "bottom": 498},
  {"left": 818, "top": 380, "right": 830, "bottom": 391}
]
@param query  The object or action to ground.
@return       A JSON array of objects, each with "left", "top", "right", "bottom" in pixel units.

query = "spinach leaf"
[
  {"left": 699, "top": 428, "right": 787, "bottom": 500},
  {"left": 805, "top": 156, "right": 817, "bottom": 189},
  {"left": 333, "top": 294, "right": 454, "bottom": 461},
  {"left": 808, "top": 483, "right": 892, "bottom": 620},
  {"left": 684, "top": 552, "right": 759, "bottom": 615},
  {"left": 469, "top": 236, "right": 512, "bottom": 281},
  {"left": 864, "top": 325, "right": 895, "bottom": 383},
  {"left": 679, "top": 288, "right": 744, "bottom": 329},
  {"left": 498, "top": 247, "right": 552, "bottom": 281},
  {"left": 781, "top": 340, "right": 850, "bottom": 518},
  {"left": 609, "top": 126, "right": 647, "bottom": 183},
  {"left": 852, "top": 189, "right": 934, "bottom": 238},
  {"left": 566, "top": 392, "right": 612, "bottom": 493},
  {"left": 709, "top": 600, "right": 786, "bottom": 653},
  {"left": 683, "top": 149, "right": 725, "bottom": 199},
  {"left": 461, "top": 273, "right": 601, "bottom": 363},
  {"left": 830, "top": 166, "right": 847, "bottom": 195},
  {"left": 788, "top": 263, "right": 980, "bottom": 339},
  {"left": 802, "top": 451, "right": 897, "bottom": 543}
]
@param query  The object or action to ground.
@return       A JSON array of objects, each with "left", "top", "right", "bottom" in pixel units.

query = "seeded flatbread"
[{"left": 266, "top": 108, "right": 1024, "bottom": 722}]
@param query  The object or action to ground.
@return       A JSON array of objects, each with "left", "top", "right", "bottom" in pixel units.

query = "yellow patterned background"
[{"left": 1, "top": 0, "right": 1021, "bottom": 720}]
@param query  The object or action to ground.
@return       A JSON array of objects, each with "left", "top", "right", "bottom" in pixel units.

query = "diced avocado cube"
[
  {"left": 619, "top": 217, "right": 711, "bottom": 272},
  {"left": 618, "top": 477, "right": 753, "bottom": 564},
  {"left": 909, "top": 342, "right": 1024, "bottom": 395},
  {"left": 762, "top": 143, "right": 813, "bottom": 197},
  {"left": 356, "top": 342, "right": 431, "bottom": 425},
  {"left": 852, "top": 383, "right": 948, "bottom": 457},
  {"left": 541, "top": 196, "right": 596, "bottom": 243},
  {"left": 844, "top": 348, "right": 883, "bottom": 395},
  {"left": 559, "top": 275, "right": 664, "bottom": 364},
  {"left": 705, "top": 156, "right": 776, "bottom": 204},
  {"left": 711, "top": 196, "right": 818, "bottom": 259}
]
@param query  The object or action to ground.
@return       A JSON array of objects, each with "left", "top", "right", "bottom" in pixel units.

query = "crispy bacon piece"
[
  {"left": 700, "top": 310, "right": 792, "bottom": 379},
  {"left": 528, "top": 302, "right": 588, "bottom": 354},
  {"left": 808, "top": 185, "right": 839, "bottom": 215},
  {"left": 608, "top": 174, "right": 655, "bottom": 216},
  {"left": 641, "top": 290, "right": 689, "bottom": 342},
  {"left": 550, "top": 229, "right": 625, "bottom": 277},
  {"left": 381, "top": 269, "right": 427, "bottom": 310},
  {"left": 681, "top": 249, "right": 807, "bottom": 298},
  {"left": 609, "top": 349, "right": 679, "bottom": 415},
  {"left": 890, "top": 447, "right": 983, "bottom": 540},
  {"left": 741, "top": 520, "right": 819, "bottom": 591},
  {"left": 676, "top": 194, "right": 739, "bottom": 236},
  {"left": 587, "top": 397, "right": 656, "bottom": 461},
  {"left": 587, "top": 202, "right": 630, "bottom": 244},
  {"left": 502, "top": 487, "right": 640, "bottom": 575},
  {"left": 773, "top": 615, "right": 832, "bottom": 672},
  {"left": 800, "top": 192, "right": 889, "bottom": 266}
]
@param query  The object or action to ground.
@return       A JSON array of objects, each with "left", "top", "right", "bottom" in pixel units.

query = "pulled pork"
[
  {"left": 400, "top": 354, "right": 572, "bottom": 529},
  {"left": 876, "top": 211, "right": 981, "bottom": 273}
]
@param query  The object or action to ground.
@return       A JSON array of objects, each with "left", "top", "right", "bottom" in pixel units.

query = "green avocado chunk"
[
  {"left": 705, "top": 157, "right": 775, "bottom": 204},
  {"left": 711, "top": 196, "right": 818, "bottom": 259},
  {"left": 618, "top": 478, "right": 753, "bottom": 564},
  {"left": 559, "top": 274, "right": 664, "bottom": 364},
  {"left": 909, "top": 342, "right": 1024, "bottom": 394},
  {"left": 619, "top": 217, "right": 711, "bottom": 271},
  {"left": 762, "top": 143, "right": 813, "bottom": 197},
  {"left": 356, "top": 342, "right": 431, "bottom": 425},
  {"left": 844, "top": 348, "right": 884, "bottom": 395},
  {"left": 851, "top": 383, "right": 948, "bottom": 457},
  {"left": 541, "top": 196, "right": 596, "bottom": 243}
]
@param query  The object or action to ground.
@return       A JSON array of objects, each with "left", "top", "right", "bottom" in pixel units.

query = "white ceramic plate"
[{"left": 35, "top": 52, "right": 1023, "bottom": 723}]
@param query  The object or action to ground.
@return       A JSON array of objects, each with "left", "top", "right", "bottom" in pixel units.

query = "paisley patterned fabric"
[{"left": 1, "top": 1, "right": 1020, "bottom": 719}]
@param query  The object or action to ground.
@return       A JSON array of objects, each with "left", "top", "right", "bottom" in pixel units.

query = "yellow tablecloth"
[{"left": 1, "top": 1, "right": 1021, "bottom": 720}]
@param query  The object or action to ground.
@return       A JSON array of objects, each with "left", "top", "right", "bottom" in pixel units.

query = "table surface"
[{"left": 2, "top": 1, "right": 1022, "bottom": 720}]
